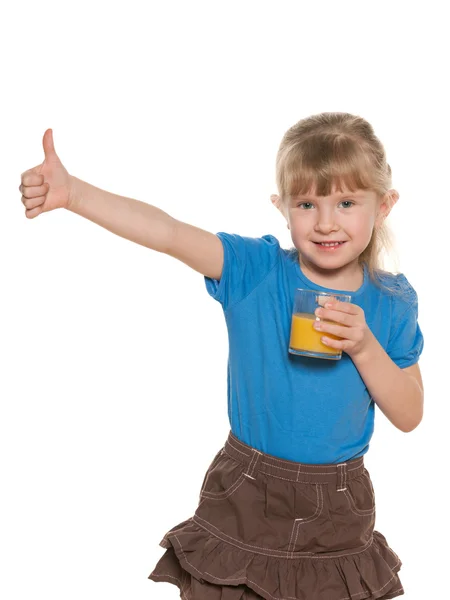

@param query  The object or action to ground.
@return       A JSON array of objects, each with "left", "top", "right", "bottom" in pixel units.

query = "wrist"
[
  {"left": 67, "top": 175, "right": 82, "bottom": 212},
  {"left": 350, "top": 329, "right": 380, "bottom": 366}
]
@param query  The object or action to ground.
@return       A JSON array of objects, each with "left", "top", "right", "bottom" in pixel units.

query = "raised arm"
[
  {"left": 20, "top": 129, "right": 224, "bottom": 281},
  {"left": 68, "top": 177, "right": 224, "bottom": 280}
]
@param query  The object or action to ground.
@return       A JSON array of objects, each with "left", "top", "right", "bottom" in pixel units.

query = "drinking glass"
[{"left": 289, "top": 289, "right": 352, "bottom": 360}]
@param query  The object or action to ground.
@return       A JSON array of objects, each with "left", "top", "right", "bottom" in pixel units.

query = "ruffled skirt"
[{"left": 149, "top": 432, "right": 404, "bottom": 600}]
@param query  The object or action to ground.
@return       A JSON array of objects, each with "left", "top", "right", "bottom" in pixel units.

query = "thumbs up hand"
[{"left": 19, "top": 129, "right": 73, "bottom": 219}]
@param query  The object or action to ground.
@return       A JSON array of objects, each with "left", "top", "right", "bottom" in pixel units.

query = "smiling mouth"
[{"left": 313, "top": 241, "right": 346, "bottom": 247}]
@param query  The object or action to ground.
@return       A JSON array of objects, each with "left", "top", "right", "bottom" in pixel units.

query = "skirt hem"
[{"left": 149, "top": 518, "right": 405, "bottom": 600}]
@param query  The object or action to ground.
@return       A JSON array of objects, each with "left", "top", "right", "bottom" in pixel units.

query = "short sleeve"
[
  {"left": 387, "top": 276, "right": 424, "bottom": 368},
  {"left": 204, "top": 232, "right": 280, "bottom": 311}
]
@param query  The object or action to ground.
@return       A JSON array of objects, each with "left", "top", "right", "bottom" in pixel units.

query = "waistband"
[{"left": 224, "top": 431, "right": 365, "bottom": 489}]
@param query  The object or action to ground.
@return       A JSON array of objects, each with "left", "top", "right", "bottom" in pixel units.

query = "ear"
[
  {"left": 271, "top": 194, "right": 290, "bottom": 229},
  {"left": 271, "top": 194, "right": 281, "bottom": 209},
  {"left": 376, "top": 189, "right": 399, "bottom": 226}
]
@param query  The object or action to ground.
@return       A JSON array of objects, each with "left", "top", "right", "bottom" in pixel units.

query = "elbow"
[
  {"left": 399, "top": 420, "right": 421, "bottom": 433},
  {"left": 399, "top": 386, "right": 424, "bottom": 433},
  {"left": 399, "top": 410, "right": 423, "bottom": 433}
]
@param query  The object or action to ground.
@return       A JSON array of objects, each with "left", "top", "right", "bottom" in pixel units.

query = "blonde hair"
[{"left": 276, "top": 112, "right": 402, "bottom": 296}]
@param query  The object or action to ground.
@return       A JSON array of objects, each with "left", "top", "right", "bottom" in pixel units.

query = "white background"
[{"left": 1, "top": 1, "right": 447, "bottom": 599}]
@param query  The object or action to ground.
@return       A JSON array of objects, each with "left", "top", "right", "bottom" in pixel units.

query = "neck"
[{"left": 298, "top": 254, "right": 364, "bottom": 291}]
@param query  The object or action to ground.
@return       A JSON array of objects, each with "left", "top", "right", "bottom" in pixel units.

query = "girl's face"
[{"left": 284, "top": 187, "right": 386, "bottom": 274}]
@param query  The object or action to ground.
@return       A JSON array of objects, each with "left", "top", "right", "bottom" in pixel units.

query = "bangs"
[{"left": 277, "top": 134, "right": 380, "bottom": 200}]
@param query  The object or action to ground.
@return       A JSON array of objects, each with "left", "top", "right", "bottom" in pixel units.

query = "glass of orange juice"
[{"left": 289, "top": 289, "right": 352, "bottom": 360}]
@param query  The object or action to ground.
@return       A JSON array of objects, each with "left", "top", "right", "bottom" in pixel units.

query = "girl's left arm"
[
  {"left": 350, "top": 335, "right": 424, "bottom": 433},
  {"left": 313, "top": 301, "right": 424, "bottom": 432}
]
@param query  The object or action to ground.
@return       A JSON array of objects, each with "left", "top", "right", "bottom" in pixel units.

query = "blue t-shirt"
[{"left": 204, "top": 233, "right": 424, "bottom": 464}]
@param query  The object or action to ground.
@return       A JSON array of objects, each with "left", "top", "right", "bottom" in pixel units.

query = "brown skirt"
[{"left": 149, "top": 431, "right": 404, "bottom": 600}]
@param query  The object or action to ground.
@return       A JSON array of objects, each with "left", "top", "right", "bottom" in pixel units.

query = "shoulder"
[
  {"left": 215, "top": 232, "right": 282, "bottom": 259},
  {"left": 219, "top": 232, "right": 281, "bottom": 247},
  {"left": 374, "top": 269, "right": 418, "bottom": 300},
  {"left": 374, "top": 269, "right": 419, "bottom": 317},
  {"left": 205, "top": 233, "right": 282, "bottom": 310}
]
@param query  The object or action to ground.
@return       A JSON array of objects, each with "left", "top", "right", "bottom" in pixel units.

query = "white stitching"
[
  {"left": 275, "top": 461, "right": 362, "bottom": 475},
  {"left": 243, "top": 449, "right": 259, "bottom": 478},
  {"left": 200, "top": 473, "right": 247, "bottom": 500},
  {"left": 343, "top": 488, "right": 376, "bottom": 516},
  {"left": 257, "top": 454, "right": 363, "bottom": 473},
  {"left": 197, "top": 556, "right": 401, "bottom": 600},
  {"left": 226, "top": 438, "right": 364, "bottom": 477},
  {"left": 222, "top": 447, "right": 244, "bottom": 463},
  {"left": 248, "top": 450, "right": 263, "bottom": 478},
  {"left": 228, "top": 436, "right": 365, "bottom": 470},
  {"left": 224, "top": 451, "right": 364, "bottom": 484},
  {"left": 227, "top": 435, "right": 365, "bottom": 471},
  {"left": 173, "top": 533, "right": 204, "bottom": 577},
  {"left": 287, "top": 485, "right": 322, "bottom": 554},
  {"left": 336, "top": 565, "right": 401, "bottom": 600},
  {"left": 222, "top": 450, "right": 348, "bottom": 484},
  {"left": 226, "top": 438, "right": 251, "bottom": 457},
  {"left": 337, "top": 463, "right": 348, "bottom": 492},
  {"left": 228, "top": 448, "right": 363, "bottom": 475},
  {"left": 379, "top": 587, "right": 404, "bottom": 600},
  {"left": 288, "top": 486, "right": 324, "bottom": 557},
  {"left": 257, "top": 470, "right": 331, "bottom": 484},
  {"left": 154, "top": 563, "right": 403, "bottom": 600},
  {"left": 193, "top": 512, "right": 373, "bottom": 559},
  {"left": 165, "top": 529, "right": 402, "bottom": 600},
  {"left": 194, "top": 512, "right": 313, "bottom": 557}
]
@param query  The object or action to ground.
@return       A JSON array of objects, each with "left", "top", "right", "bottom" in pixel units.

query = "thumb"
[{"left": 42, "top": 128, "right": 59, "bottom": 162}]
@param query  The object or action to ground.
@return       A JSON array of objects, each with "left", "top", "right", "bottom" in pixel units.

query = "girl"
[{"left": 20, "top": 112, "right": 424, "bottom": 600}]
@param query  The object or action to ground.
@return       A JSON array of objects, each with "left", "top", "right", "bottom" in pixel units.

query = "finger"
[
  {"left": 22, "top": 194, "right": 46, "bottom": 210},
  {"left": 25, "top": 205, "right": 44, "bottom": 219},
  {"left": 321, "top": 336, "right": 343, "bottom": 349},
  {"left": 317, "top": 309, "right": 352, "bottom": 326},
  {"left": 20, "top": 182, "right": 49, "bottom": 199},
  {"left": 43, "top": 128, "right": 57, "bottom": 161},
  {"left": 324, "top": 300, "right": 359, "bottom": 314},
  {"left": 21, "top": 165, "right": 44, "bottom": 181},
  {"left": 21, "top": 172, "right": 44, "bottom": 187},
  {"left": 314, "top": 321, "right": 350, "bottom": 338}
]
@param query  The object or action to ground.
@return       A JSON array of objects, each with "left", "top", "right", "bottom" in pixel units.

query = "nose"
[{"left": 314, "top": 208, "right": 339, "bottom": 234}]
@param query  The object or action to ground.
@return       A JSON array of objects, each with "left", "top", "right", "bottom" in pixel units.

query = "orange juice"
[{"left": 289, "top": 312, "right": 343, "bottom": 356}]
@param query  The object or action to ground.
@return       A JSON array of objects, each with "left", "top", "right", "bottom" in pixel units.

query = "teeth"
[{"left": 320, "top": 242, "right": 342, "bottom": 247}]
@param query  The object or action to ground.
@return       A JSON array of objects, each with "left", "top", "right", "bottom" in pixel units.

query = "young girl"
[{"left": 20, "top": 112, "right": 424, "bottom": 600}]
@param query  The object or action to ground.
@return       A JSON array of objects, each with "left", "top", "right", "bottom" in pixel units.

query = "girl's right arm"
[
  {"left": 68, "top": 177, "right": 224, "bottom": 280},
  {"left": 20, "top": 129, "right": 224, "bottom": 281}
]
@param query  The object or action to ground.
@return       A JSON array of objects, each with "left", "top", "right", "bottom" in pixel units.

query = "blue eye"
[{"left": 297, "top": 200, "right": 355, "bottom": 209}]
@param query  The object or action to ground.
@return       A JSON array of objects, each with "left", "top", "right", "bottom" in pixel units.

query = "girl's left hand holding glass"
[{"left": 314, "top": 301, "right": 373, "bottom": 359}]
